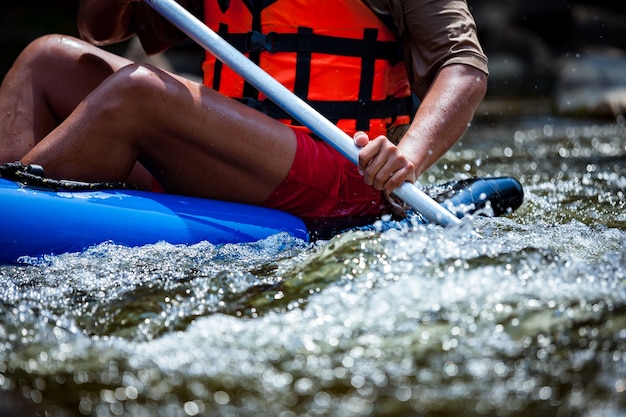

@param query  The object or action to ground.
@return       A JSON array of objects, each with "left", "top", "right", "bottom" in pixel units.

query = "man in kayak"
[{"left": 0, "top": 0, "right": 488, "bottom": 224}]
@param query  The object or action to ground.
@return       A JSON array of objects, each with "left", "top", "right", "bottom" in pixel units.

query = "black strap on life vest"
[
  {"left": 214, "top": 24, "right": 412, "bottom": 130},
  {"left": 212, "top": 23, "right": 228, "bottom": 91},
  {"left": 236, "top": 95, "right": 415, "bottom": 129},
  {"left": 357, "top": 28, "right": 379, "bottom": 130},
  {"left": 292, "top": 26, "right": 312, "bottom": 127},
  {"left": 240, "top": 0, "right": 263, "bottom": 98}
]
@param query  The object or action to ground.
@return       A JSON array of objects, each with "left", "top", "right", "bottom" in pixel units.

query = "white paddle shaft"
[{"left": 143, "top": 0, "right": 461, "bottom": 226}]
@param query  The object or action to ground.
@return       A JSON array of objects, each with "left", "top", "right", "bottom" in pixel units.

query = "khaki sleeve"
[{"left": 388, "top": 0, "right": 489, "bottom": 98}]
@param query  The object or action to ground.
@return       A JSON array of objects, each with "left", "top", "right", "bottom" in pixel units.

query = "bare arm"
[
  {"left": 398, "top": 63, "right": 487, "bottom": 177},
  {"left": 77, "top": 0, "right": 137, "bottom": 45},
  {"left": 356, "top": 63, "right": 487, "bottom": 192}
]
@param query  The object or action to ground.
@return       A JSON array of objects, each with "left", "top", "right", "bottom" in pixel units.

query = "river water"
[{"left": 1, "top": 115, "right": 625, "bottom": 417}]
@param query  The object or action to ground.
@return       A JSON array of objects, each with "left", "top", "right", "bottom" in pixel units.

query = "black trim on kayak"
[{"left": 0, "top": 162, "right": 139, "bottom": 191}]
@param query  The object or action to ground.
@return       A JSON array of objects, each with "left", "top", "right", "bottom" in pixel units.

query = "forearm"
[
  {"left": 398, "top": 64, "right": 487, "bottom": 177},
  {"left": 77, "top": 0, "right": 136, "bottom": 45}
]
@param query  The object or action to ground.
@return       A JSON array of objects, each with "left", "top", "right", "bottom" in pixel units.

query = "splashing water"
[{"left": 1, "top": 117, "right": 626, "bottom": 417}]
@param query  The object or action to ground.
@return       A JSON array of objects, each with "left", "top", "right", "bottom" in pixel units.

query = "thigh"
[
  {"left": 21, "top": 61, "right": 298, "bottom": 205},
  {"left": 141, "top": 74, "right": 299, "bottom": 204},
  {"left": 31, "top": 35, "right": 134, "bottom": 121}
]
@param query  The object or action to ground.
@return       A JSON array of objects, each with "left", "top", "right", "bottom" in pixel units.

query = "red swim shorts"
[{"left": 262, "top": 129, "right": 387, "bottom": 221}]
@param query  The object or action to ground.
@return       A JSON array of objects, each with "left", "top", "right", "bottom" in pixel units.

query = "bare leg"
[
  {"left": 21, "top": 63, "right": 297, "bottom": 205},
  {"left": 0, "top": 34, "right": 162, "bottom": 189},
  {"left": 0, "top": 35, "right": 133, "bottom": 161}
]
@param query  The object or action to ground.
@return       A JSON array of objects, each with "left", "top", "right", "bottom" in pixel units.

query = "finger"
[
  {"left": 363, "top": 141, "right": 416, "bottom": 191},
  {"left": 353, "top": 131, "right": 369, "bottom": 147},
  {"left": 363, "top": 140, "right": 398, "bottom": 188},
  {"left": 372, "top": 156, "right": 403, "bottom": 190},
  {"left": 380, "top": 163, "right": 415, "bottom": 192},
  {"left": 357, "top": 135, "right": 386, "bottom": 180}
]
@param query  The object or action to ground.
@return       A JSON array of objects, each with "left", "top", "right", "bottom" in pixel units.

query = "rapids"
[{"left": 1, "top": 116, "right": 625, "bottom": 417}]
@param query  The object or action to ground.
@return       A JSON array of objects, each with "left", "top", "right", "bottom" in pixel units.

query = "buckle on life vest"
[{"left": 246, "top": 31, "right": 276, "bottom": 53}]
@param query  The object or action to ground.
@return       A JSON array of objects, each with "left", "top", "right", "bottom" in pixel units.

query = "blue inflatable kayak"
[
  {"left": 0, "top": 165, "right": 523, "bottom": 264},
  {"left": 0, "top": 177, "right": 309, "bottom": 264}
]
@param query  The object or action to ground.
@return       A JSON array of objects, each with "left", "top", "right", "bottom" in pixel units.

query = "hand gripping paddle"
[{"left": 143, "top": 0, "right": 461, "bottom": 227}]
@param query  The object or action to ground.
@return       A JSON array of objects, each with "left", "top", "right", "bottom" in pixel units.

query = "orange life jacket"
[{"left": 201, "top": 0, "right": 414, "bottom": 137}]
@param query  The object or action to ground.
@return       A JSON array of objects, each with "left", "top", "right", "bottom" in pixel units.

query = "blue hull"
[
  {"left": 0, "top": 176, "right": 524, "bottom": 264},
  {"left": 0, "top": 178, "right": 308, "bottom": 264}
]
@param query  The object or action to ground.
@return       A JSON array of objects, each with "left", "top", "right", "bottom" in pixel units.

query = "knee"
[
  {"left": 107, "top": 63, "right": 181, "bottom": 101},
  {"left": 91, "top": 63, "right": 177, "bottom": 123},
  {"left": 20, "top": 34, "right": 86, "bottom": 67},
  {"left": 14, "top": 34, "right": 121, "bottom": 83}
]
